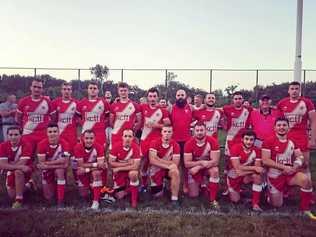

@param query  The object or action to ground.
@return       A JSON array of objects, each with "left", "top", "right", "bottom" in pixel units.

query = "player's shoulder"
[
  {"left": 206, "top": 135, "right": 218, "bottom": 145},
  {"left": 0, "top": 141, "right": 10, "bottom": 150},
  {"left": 150, "top": 137, "right": 161, "bottom": 147},
  {"left": 43, "top": 96, "right": 51, "bottom": 102},
  {"left": 59, "top": 138, "right": 70, "bottom": 147},
  {"left": 111, "top": 141, "right": 123, "bottom": 151},
  {"left": 277, "top": 97, "right": 290, "bottom": 106},
  {"left": 37, "top": 138, "right": 49, "bottom": 150},
  {"left": 231, "top": 142, "right": 242, "bottom": 153},
  {"left": 18, "top": 95, "right": 31, "bottom": 105}
]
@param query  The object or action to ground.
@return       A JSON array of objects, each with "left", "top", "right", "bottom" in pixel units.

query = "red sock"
[
  {"left": 93, "top": 187, "right": 101, "bottom": 201},
  {"left": 57, "top": 180, "right": 66, "bottom": 203},
  {"left": 208, "top": 182, "right": 219, "bottom": 202},
  {"left": 130, "top": 186, "right": 138, "bottom": 208},
  {"left": 252, "top": 191, "right": 261, "bottom": 206},
  {"left": 300, "top": 189, "right": 312, "bottom": 211},
  {"left": 15, "top": 196, "right": 23, "bottom": 203}
]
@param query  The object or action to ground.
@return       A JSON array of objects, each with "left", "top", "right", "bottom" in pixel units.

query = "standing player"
[
  {"left": 277, "top": 81, "right": 316, "bottom": 180},
  {"left": 16, "top": 78, "right": 51, "bottom": 152},
  {"left": 262, "top": 117, "right": 315, "bottom": 218},
  {"left": 109, "top": 129, "right": 141, "bottom": 208},
  {"left": 193, "top": 93, "right": 223, "bottom": 140},
  {"left": 140, "top": 88, "right": 170, "bottom": 189},
  {"left": 37, "top": 123, "right": 70, "bottom": 207},
  {"left": 193, "top": 94, "right": 204, "bottom": 111},
  {"left": 184, "top": 122, "right": 221, "bottom": 209},
  {"left": 50, "top": 82, "right": 79, "bottom": 182},
  {"left": 222, "top": 91, "right": 251, "bottom": 195},
  {"left": 77, "top": 81, "right": 110, "bottom": 147},
  {"left": 227, "top": 130, "right": 264, "bottom": 211},
  {"left": 74, "top": 130, "right": 106, "bottom": 210},
  {"left": 149, "top": 125, "right": 181, "bottom": 208},
  {"left": 170, "top": 89, "right": 193, "bottom": 193},
  {"left": 0, "top": 126, "right": 33, "bottom": 208},
  {"left": 110, "top": 82, "right": 141, "bottom": 147}
]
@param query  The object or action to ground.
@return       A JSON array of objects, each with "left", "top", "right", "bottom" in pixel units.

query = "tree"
[
  {"left": 90, "top": 64, "right": 109, "bottom": 94},
  {"left": 224, "top": 84, "right": 238, "bottom": 96}
]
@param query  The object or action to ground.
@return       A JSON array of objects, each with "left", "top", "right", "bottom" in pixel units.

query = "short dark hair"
[
  {"left": 7, "top": 126, "right": 22, "bottom": 135},
  {"left": 118, "top": 82, "right": 129, "bottom": 88},
  {"left": 147, "top": 87, "right": 159, "bottom": 97},
  {"left": 241, "top": 129, "right": 256, "bottom": 139},
  {"left": 194, "top": 121, "right": 206, "bottom": 128},
  {"left": 83, "top": 129, "right": 95, "bottom": 136},
  {"left": 289, "top": 81, "right": 301, "bottom": 87},
  {"left": 233, "top": 91, "right": 243, "bottom": 97},
  {"left": 62, "top": 82, "right": 72, "bottom": 87},
  {"left": 87, "top": 80, "right": 99, "bottom": 88},
  {"left": 47, "top": 123, "right": 59, "bottom": 129},
  {"left": 275, "top": 117, "right": 289, "bottom": 125},
  {"left": 32, "top": 78, "right": 44, "bottom": 84}
]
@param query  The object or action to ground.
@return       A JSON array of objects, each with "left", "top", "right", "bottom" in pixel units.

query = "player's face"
[
  {"left": 161, "top": 127, "right": 173, "bottom": 141},
  {"left": 233, "top": 95, "right": 243, "bottom": 108},
  {"left": 105, "top": 91, "right": 112, "bottom": 100},
  {"left": 118, "top": 87, "right": 128, "bottom": 99},
  {"left": 288, "top": 85, "right": 300, "bottom": 99},
  {"left": 176, "top": 90, "right": 186, "bottom": 100},
  {"left": 259, "top": 99, "right": 271, "bottom": 110},
  {"left": 47, "top": 127, "right": 59, "bottom": 143},
  {"left": 88, "top": 84, "right": 99, "bottom": 98},
  {"left": 122, "top": 130, "right": 134, "bottom": 146},
  {"left": 30, "top": 81, "right": 43, "bottom": 98},
  {"left": 205, "top": 94, "right": 216, "bottom": 107},
  {"left": 147, "top": 92, "right": 158, "bottom": 106},
  {"left": 83, "top": 132, "right": 95, "bottom": 148},
  {"left": 194, "top": 96, "right": 202, "bottom": 107},
  {"left": 194, "top": 125, "right": 206, "bottom": 140},
  {"left": 61, "top": 85, "right": 72, "bottom": 99},
  {"left": 242, "top": 135, "right": 255, "bottom": 149},
  {"left": 275, "top": 121, "right": 289, "bottom": 136},
  {"left": 7, "top": 129, "right": 21, "bottom": 144},
  {"left": 159, "top": 99, "right": 167, "bottom": 107}
]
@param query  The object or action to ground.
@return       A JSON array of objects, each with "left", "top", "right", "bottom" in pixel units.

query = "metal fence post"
[
  {"left": 34, "top": 68, "right": 37, "bottom": 78},
  {"left": 78, "top": 69, "right": 81, "bottom": 92},
  {"left": 165, "top": 69, "right": 168, "bottom": 100},
  {"left": 121, "top": 69, "right": 124, "bottom": 82},
  {"left": 302, "top": 69, "right": 306, "bottom": 95},
  {"left": 209, "top": 69, "right": 213, "bottom": 92},
  {"left": 255, "top": 70, "right": 259, "bottom": 100}
]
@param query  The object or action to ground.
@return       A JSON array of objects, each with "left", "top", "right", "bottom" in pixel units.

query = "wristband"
[
  {"left": 85, "top": 168, "right": 91, "bottom": 173},
  {"left": 92, "top": 162, "right": 98, "bottom": 168}
]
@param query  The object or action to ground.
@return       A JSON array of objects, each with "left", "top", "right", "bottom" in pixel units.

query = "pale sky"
[{"left": 0, "top": 0, "right": 315, "bottom": 91}]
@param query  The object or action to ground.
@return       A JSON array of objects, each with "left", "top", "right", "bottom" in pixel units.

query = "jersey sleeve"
[
  {"left": 50, "top": 99, "right": 58, "bottom": 115},
  {"left": 132, "top": 143, "right": 141, "bottom": 159},
  {"left": 0, "top": 143, "right": 8, "bottom": 161},
  {"left": 73, "top": 144, "right": 82, "bottom": 159},
  {"left": 149, "top": 139, "right": 159, "bottom": 152},
  {"left": 109, "top": 144, "right": 118, "bottom": 158},
  {"left": 305, "top": 98, "right": 315, "bottom": 112},
  {"left": 230, "top": 144, "right": 240, "bottom": 160},
  {"left": 21, "top": 142, "right": 33, "bottom": 159},
  {"left": 262, "top": 138, "right": 273, "bottom": 152},
  {"left": 37, "top": 141, "right": 47, "bottom": 156},
  {"left": 17, "top": 98, "right": 25, "bottom": 114},
  {"left": 96, "top": 144, "right": 105, "bottom": 157},
  {"left": 161, "top": 108, "right": 169, "bottom": 119},
  {"left": 173, "top": 142, "right": 180, "bottom": 155},
  {"left": 208, "top": 137, "right": 220, "bottom": 151},
  {"left": 255, "top": 148, "right": 262, "bottom": 161},
  {"left": 184, "top": 139, "right": 193, "bottom": 154}
]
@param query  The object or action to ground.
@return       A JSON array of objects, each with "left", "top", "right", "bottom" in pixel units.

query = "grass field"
[{"left": 1, "top": 131, "right": 316, "bottom": 236}]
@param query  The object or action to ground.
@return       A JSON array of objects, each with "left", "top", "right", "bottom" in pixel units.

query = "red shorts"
[
  {"left": 227, "top": 175, "right": 251, "bottom": 193},
  {"left": 113, "top": 171, "right": 130, "bottom": 189},
  {"left": 6, "top": 169, "right": 33, "bottom": 189},
  {"left": 268, "top": 173, "right": 296, "bottom": 194},
  {"left": 188, "top": 168, "right": 209, "bottom": 184},
  {"left": 41, "top": 169, "right": 66, "bottom": 185},
  {"left": 22, "top": 131, "right": 46, "bottom": 153},
  {"left": 288, "top": 133, "right": 308, "bottom": 152},
  {"left": 149, "top": 166, "right": 167, "bottom": 187},
  {"left": 77, "top": 169, "right": 105, "bottom": 188}
]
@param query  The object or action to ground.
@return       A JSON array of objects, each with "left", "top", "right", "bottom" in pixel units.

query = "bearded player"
[
  {"left": 149, "top": 125, "right": 181, "bottom": 208},
  {"left": 37, "top": 123, "right": 70, "bottom": 208},
  {"left": 74, "top": 130, "right": 106, "bottom": 210},
  {"left": 262, "top": 117, "right": 315, "bottom": 218},
  {"left": 0, "top": 126, "right": 33, "bottom": 208},
  {"left": 184, "top": 122, "right": 221, "bottom": 209},
  {"left": 227, "top": 130, "right": 264, "bottom": 211},
  {"left": 109, "top": 129, "right": 141, "bottom": 208}
]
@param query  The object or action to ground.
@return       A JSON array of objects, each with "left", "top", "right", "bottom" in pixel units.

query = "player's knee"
[
  {"left": 300, "top": 174, "right": 311, "bottom": 189},
  {"left": 209, "top": 167, "right": 219, "bottom": 177},
  {"left": 55, "top": 169, "right": 65, "bottom": 178},
  {"left": 128, "top": 170, "right": 139, "bottom": 180},
  {"left": 252, "top": 174, "right": 262, "bottom": 184},
  {"left": 169, "top": 168, "right": 180, "bottom": 178},
  {"left": 14, "top": 169, "right": 24, "bottom": 177}
]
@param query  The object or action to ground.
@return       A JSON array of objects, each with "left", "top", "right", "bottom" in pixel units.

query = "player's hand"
[
  {"left": 189, "top": 166, "right": 201, "bottom": 175},
  {"left": 236, "top": 169, "right": 243, "bottom": 177},
  {"left": 127, "top": 159, "right": 134, "bottom": 165},
  {"left": 37, "top": 163, "right": 47, "bottom": 170},
  {"left": 20, "top": 165, "right": 31, "bottom": 173},
  {"left": 77, "top": 167, "right": 86, "bottom": 175},
  {"left": 97, "top": 162, "right": 107, "bottom": 170},
  {"left": 283, "top": 165, "right": 295, "bottom": 175},
  {"left": 254, "top": 166, "right": 264, "bottom": 174}
]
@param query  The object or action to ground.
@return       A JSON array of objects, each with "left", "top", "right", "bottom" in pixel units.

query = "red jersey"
[
  {"left": 17, "top": 96, "right": 51, "bottom": 135},
  {"left": 74, "top": 142, "right": 104, "bottom": 163},
  {"left": 262, "top": 135, "right": 300, "bottom": 178},
  {"left": 110, "top": 141, "right": 141, "bottom": 162},
  {"left": 140, "top": 104, "right": 169, "bottom": 141},
  {"left": 277, "top": 97, "right": 315, "bottom": 136},
  {"left": 170, "top": 104, "right": 192, "bottom": 142},
  {"left": 184, "top": 136, "right": 220, "bottom": 161},
  {"left": 110, "top": 100, "right": 140, "bottom": 141},
  {"left": 37, "top": 138, "right": 70, "bottom": 161},
  {"left": 193, "top": 108, "right": 222, "bottom": 139},
  {"left": 149, "top": 138, "right": 180, "bottom": 161},
  {"left": 77, "top": 98, "right": 110, "bottom": 133},
  {"left": 250, "top": 109, "right": 278, "bottom": 141},
  {"left": 0, "top": 141, "right": 32, "bottom": 164},
  {"left": 228, "top": 143, "right": 261, "bottom": 178},
  {"left": 50, "top": 97, "right": 78, "bottom": 138},
  {"left": 223, "top": 105, "right": 251, "bottom": 142}
]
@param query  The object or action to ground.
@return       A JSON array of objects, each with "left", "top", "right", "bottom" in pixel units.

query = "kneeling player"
[
  {"left": 149, "top": 125, "right": 181, "bottom": 207},
  {"left": 0, "top": 126, "right": 33, "bottom": 208},
  {"left": 109, "top": 129, "right": 141, "bottom": 208},
  {"left": 184, "top": 122, "right": 220, "bottom": 209},
  {"left": 227, "top": 130, "right": 264, "bottom": 211},
  {"left": 262, "top": 117, "right": 315, "bottom": 218},
  {"left": 37, "top": 123, "right": 70, "bottom": 207},
  {"left": 74, "top": 129, "right": 106, "bottom": 210}
]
